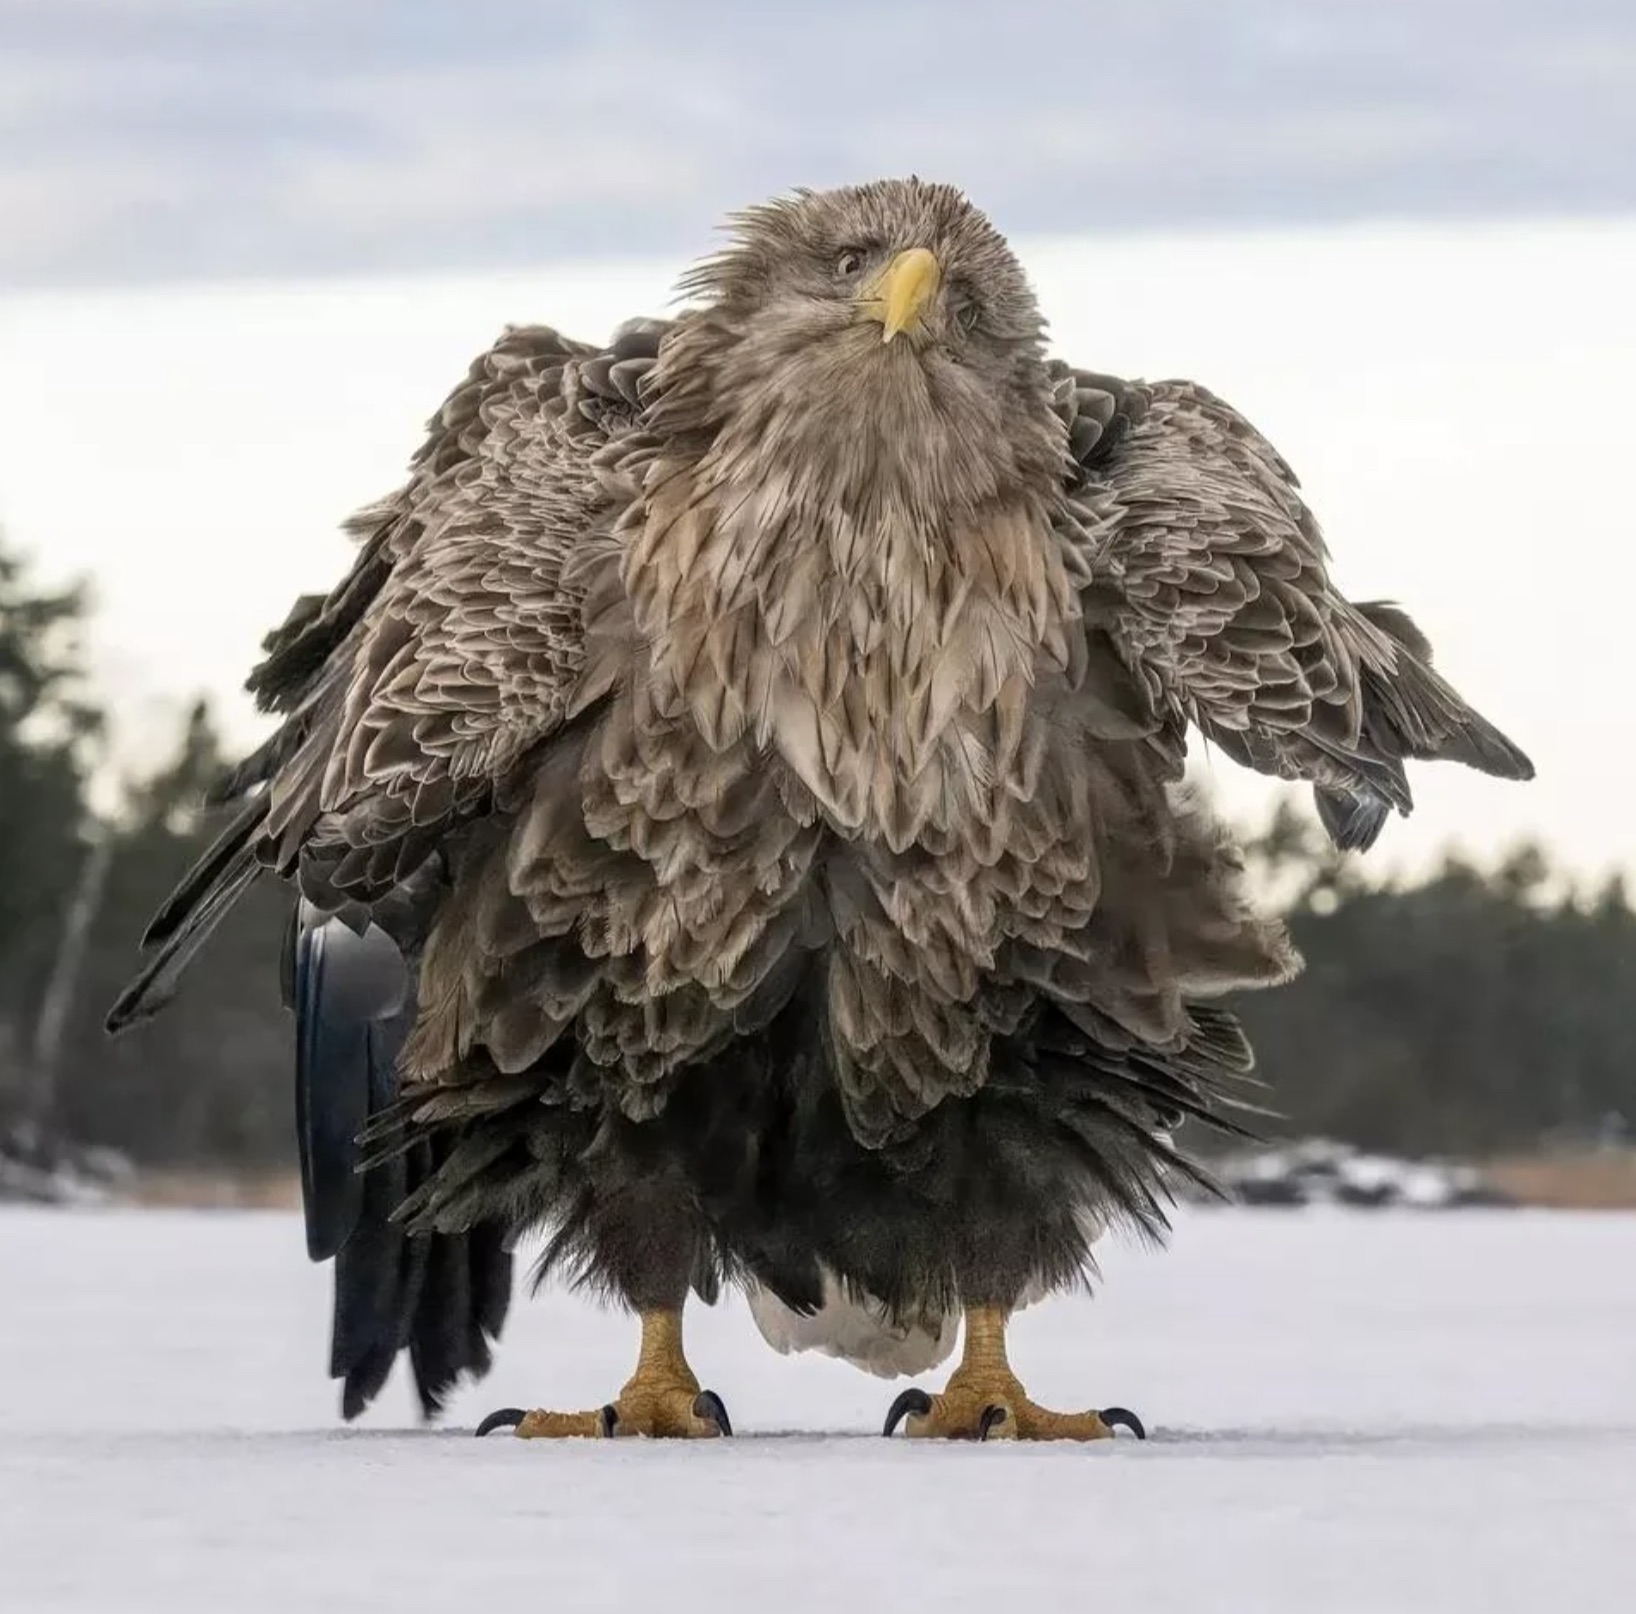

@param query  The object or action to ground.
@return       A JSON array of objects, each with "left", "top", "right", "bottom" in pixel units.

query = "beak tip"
[{"left": 860, "top": 248, "right": 940, "bottom": 345}]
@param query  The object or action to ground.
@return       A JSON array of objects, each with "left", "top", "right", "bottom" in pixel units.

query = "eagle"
[{"left": 107, "top": 179, "right": 1532, "bottom": 1442}]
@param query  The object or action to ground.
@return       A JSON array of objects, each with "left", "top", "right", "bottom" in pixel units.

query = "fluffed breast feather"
[{"left": 1048, "top": 367, "right": 1533, "bottom": 847}]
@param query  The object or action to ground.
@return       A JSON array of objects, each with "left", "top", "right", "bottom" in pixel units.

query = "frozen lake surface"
[{"left": 1, "top": 1206, "right": 1631, "bottom": 1612}]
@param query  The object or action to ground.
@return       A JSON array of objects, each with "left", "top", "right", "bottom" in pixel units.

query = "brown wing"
[
  {"left": 107, "top": 318, "right": 670, "bottom": 1030},
  {"left": 1049, "top": 367, "right": 1532, "bottom": 848}
]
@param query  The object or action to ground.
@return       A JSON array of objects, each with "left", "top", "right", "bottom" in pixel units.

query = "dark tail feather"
[
  {"left": 292, "top": 903, "right": 408, "bottom": 1260},
  {"left": 335, "top": 1162, "right": 513, "bottom": 1423},
  {"left": 293, "top": 905, "right": 512, "bottom": 1421},
  {"left": 399, "top": 1213, "right": 510, "bottom": 1420},
  {"left": 331, "top": 1083, "right": 412, "bottom": 1418}
]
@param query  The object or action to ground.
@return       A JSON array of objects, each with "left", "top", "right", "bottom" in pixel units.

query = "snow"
[
  {"left": 0, "top": 1123, "right": 131, "bottom": 1208},
  {"left": 1204, "top": 1140, "right": 1516, "bottom": 1209},
  {"left": 1, "top": 1208, "right": 1631, "bottom": 1612}
]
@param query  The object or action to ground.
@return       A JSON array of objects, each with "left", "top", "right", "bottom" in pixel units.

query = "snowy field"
[{"left": 1, "top": 1208, "right": 1631, "bottom": 1612}]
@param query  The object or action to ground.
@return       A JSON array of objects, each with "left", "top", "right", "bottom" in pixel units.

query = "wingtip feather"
[{"left": 1314, "top": 785, "right": 1392, "bottom": 853}]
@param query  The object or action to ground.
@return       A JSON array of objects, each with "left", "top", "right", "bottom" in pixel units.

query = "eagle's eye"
[
  {"left": 834, "top": 248, "right": 867, "bottom": 280},
  {"left": 953, "top": 296, "right": 981, "bottom": 334}
]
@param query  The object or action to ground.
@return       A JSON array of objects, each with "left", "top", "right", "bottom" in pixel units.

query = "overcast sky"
[
  {"left": 2, "top": 4, "right": 1633, "bottom": 876},
  {"left": 3, "top": 0, "right": 1635, "bottom": 288}
]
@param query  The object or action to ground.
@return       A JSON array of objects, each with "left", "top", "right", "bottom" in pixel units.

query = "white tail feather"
[{"left": 746, "top": 1269, "right": 958, "bottom": 1380}]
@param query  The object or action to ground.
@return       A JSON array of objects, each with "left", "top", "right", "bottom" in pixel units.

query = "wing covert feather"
[
  {"left": 1049, "top": 368, "right": 1532, "bottom": 835},
  {"left": 266, "top": 319, "right": 666, "bottom": 895},
  {"left": 110, "top": 319, "right": 667, "bottom": 1031}
]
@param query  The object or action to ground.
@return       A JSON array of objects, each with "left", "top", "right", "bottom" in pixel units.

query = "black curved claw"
[
  {"left": 693, "top": 1390, "right": 733, "bottom": 1437},
  {"left": 977, "top": 1404, "right": 1010, "bottom": 1441},
  {"left": 599, "top": 1404, "right": 619, "bottom": 1438},
  {"left": 474, "top": 1407, "right": 527, "bottom": 1438},
  {"left": 1099, "top": 1406, "right": 1147, "bottom": 1440},
  {"left": 882, "top": 1387, "right": 933, "bottom": 1436}
]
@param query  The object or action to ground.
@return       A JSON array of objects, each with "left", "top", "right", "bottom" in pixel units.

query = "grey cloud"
[{"left": 0, "top": 0, "right": 1632, "bottom": 287}]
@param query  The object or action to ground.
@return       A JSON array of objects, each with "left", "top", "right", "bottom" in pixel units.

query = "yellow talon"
[
  {"left": 476, "top": 1309, "right": 732, "bottom": 1441},
  {"left": 882, "top": 1306, "right": 1144, "bottom": 1442}
]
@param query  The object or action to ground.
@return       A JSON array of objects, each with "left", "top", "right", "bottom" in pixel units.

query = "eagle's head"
[{"left": 654, "top": 178, "right": 1066, "bottom": 517}]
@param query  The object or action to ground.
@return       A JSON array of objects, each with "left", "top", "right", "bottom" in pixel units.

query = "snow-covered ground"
[
  {"left": 1200, "top": 1139, "right": 1520, "bottom": 1209},
  {"left": 1, "top": 1208, "right": 1631, "bottom": 1612}
]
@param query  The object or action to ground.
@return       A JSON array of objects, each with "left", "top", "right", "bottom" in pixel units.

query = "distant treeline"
[{"left": 1, "top": 530, "right": 1629, "bottom": 1170}]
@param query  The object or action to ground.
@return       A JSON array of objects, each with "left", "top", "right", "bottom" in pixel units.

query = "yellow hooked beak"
[{"left": 859, "top": 247, "right": 942, "bottom": 343}]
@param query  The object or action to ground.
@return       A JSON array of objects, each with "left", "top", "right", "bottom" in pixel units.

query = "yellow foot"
[
  {"left": 880, "top": 1306, "right": 1146, "bottom": 1443},
  {"left": 476, "top": 1386, "right": 731, "bottom": 1440},
  {"left": 474, "top": 1308, "right": 731, "bottom": 1441},
  {"left": 882, "top": 1376, "right": 1142, "bottom": 1441}
]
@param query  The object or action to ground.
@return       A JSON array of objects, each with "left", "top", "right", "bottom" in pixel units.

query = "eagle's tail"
[
  {"left": 745, "top": 1268, "right": 959, "bottom": 1380},
  {"left": 284, "top": 909, "right": 507, "bottom": 1425},
  {"left": 288, "top": 903, "right": 511, "bottom": 1420}
]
